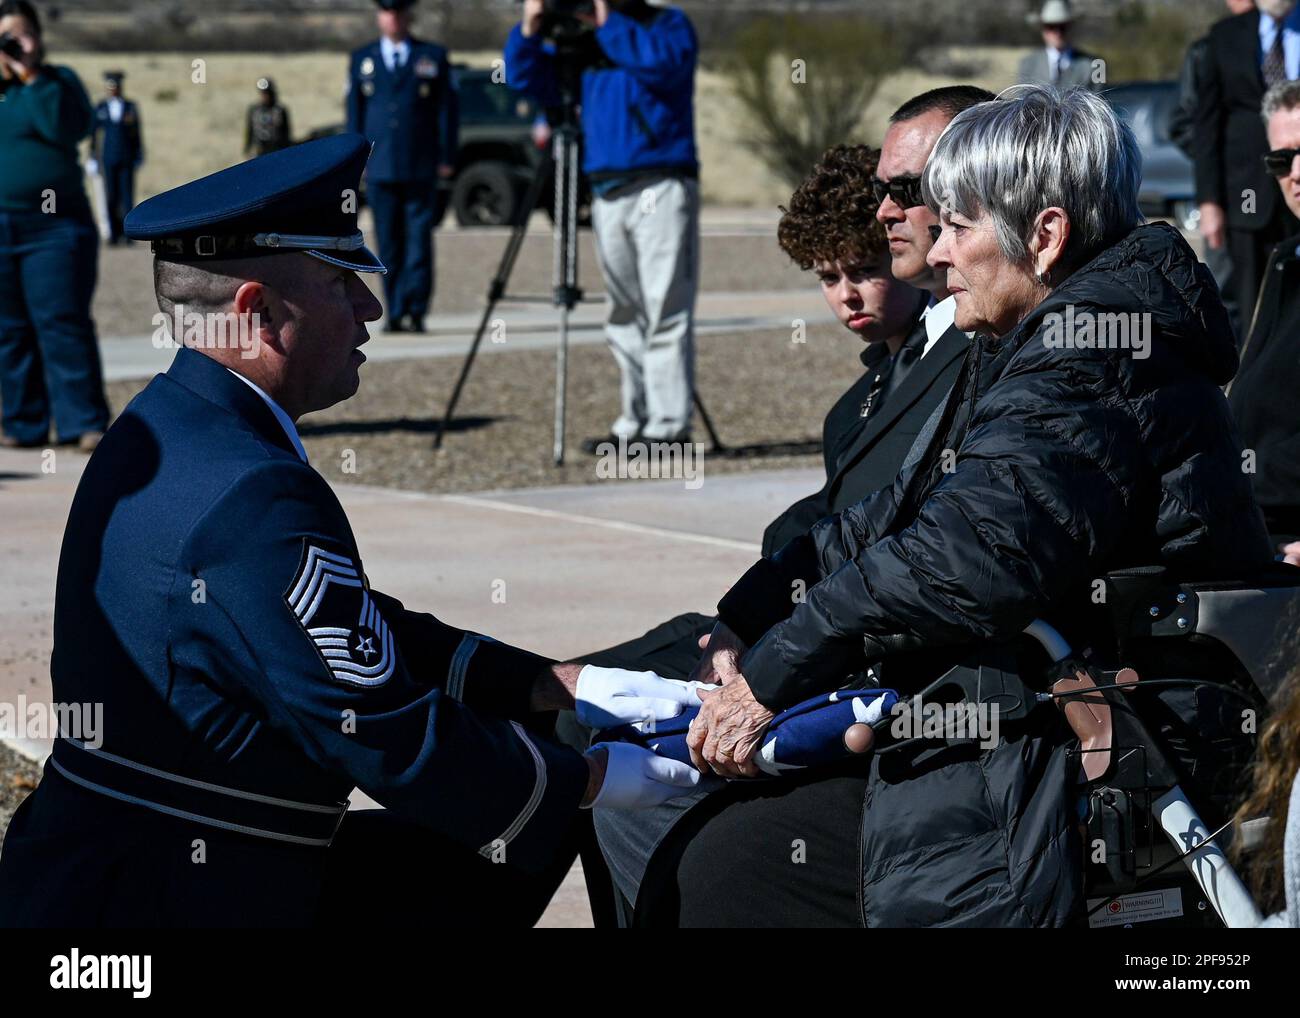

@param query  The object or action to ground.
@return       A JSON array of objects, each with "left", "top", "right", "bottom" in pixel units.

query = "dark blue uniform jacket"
[
  {"left": 0, "top": 347, "right": 586, "bottom": 926},
  {"left": 346, "top": 38, "right": 458, "bottom": 183},
  {"left": 92, "top": 99, "right": 143, "bottom": 167}
]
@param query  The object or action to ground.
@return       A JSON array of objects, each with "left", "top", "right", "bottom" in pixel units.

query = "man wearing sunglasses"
[
  {"left": 1228, "top": 80, "right": 1300, "bottom": 566},
  {"left": 1193, "top": 0, "right": 1300, "bottom": 337},
  {"left": 874, "top": 86, "right": 992, "bottom": 358}
]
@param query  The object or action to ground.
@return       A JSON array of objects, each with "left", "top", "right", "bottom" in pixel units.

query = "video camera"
[
  {"left": 0, "top": 33, "right": 25, "bottom": 61},
  {"left": 527, "top": 0, "right": 611, "bottom": 87},
  {"left": 540, "top": 0, "right": 597, "bottom": 38}
]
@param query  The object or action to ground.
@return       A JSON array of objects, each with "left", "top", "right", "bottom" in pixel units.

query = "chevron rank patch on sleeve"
[{"left": 285, "top": 542, "right": 396, "bottom": 687}]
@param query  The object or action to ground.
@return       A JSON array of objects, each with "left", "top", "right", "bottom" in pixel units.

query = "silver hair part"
[
  {"left": 921, "top": 84, "right": 1144, "bottom": 267},
  {"left": 1262, "top": 80, "right": 1300, "bottom": 124}
]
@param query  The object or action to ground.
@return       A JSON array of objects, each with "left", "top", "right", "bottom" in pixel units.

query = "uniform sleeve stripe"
[
  {"left": 288, "top": 546, "right": 359, "bottom": 613},
  {"left": 445, "top": 634, "right": 479, "bottom": 702},
  {"left": 287, "top": 544, "right": 395, "bottom": 689},
  {"left": 323, "top": 629, "right": 395, "bottom": 682},
  {"left": 478, "top": 721, "right": 547, "bottom": 859}
]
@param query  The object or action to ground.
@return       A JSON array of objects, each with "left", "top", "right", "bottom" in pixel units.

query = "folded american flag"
[{"left": 600, "top": 687, "right": 898, "bottom": 776}]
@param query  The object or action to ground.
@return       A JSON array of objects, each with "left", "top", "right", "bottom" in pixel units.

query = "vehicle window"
[{"left": 453, "top": 71, "right": 533, "bottom": 123}]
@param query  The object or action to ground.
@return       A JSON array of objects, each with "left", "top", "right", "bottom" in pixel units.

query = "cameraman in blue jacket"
[{"left": 506, "top": 0, "right": 700, "bottom": 450}]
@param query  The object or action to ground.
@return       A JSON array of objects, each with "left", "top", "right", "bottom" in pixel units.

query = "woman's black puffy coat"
[{"left": 717, "top": 222, "right": 1272, "bottom": 926}]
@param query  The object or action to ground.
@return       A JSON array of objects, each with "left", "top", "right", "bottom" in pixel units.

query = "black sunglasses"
[
  {"left": 870, "top": 174, "right": 926, "bottom": 210},
  {"left": 1263, "top": 147, "right": 1300, "bottom": 177}
]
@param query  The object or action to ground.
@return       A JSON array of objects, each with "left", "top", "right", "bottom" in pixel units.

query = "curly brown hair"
[{"left": 777, "top": 144, "right": 887, "bottom": 272}]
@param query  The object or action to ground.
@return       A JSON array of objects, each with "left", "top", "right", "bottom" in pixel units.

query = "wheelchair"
[{"left": 873, "top": 563, "right": 1300, "bottom": 928}]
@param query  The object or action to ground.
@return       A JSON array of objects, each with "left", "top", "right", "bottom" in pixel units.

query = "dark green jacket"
[{"left": 0, "top": 64, "right": 93, "bottom": 213}]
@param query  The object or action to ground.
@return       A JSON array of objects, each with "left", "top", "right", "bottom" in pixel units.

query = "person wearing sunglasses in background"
[
  {"left": 1227, "top": 80, "right": 1300, "bottom": 567},
  {"left": 585, "top": 87, "right": 992, "bottom": 926}
]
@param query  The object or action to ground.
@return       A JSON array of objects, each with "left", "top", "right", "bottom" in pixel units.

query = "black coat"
[
  {"left": 1169, "top": 34, "right": 1207, "bottom": 159},
  {"left": 1192, "top": 10, "right": 1283, "bottom": 231},
  {"left": 1228, "top": 233, "right": 1300, "bottom": 544},
  {"left": 716, "top": 223, "right": 1271, "bottom": 927},
  {"left": 762, "top": 315, "right": 968, "bottom": 556}
]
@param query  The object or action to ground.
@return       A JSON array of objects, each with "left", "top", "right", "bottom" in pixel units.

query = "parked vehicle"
[
  {"left": 306, "top": 65, "right": 589, "bottom": 228},
  {"left": 1104, "top": 81, "right": 1198, "bottom": 231}
]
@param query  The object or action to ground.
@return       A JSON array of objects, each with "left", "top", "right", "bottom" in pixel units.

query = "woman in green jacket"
[{"left": 0, "top": 0, "right": 108, "bottom": 450}]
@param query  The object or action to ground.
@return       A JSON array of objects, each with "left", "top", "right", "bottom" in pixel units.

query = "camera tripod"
[{"left": 432, "top": 58, "right": 723, "bottom": 465}]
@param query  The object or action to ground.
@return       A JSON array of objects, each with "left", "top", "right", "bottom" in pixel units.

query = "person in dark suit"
[
  {"left": 345, "top": 0, "right": 458, "bottom": 334},
  {"left": 1228, "top": 80, "right": 1300, "bottom": 563},
  {"left": 89, "top": 70, "right": 143, "bottom": 245},
  {"left": 1016, "top": 1, "right": 1102, "bottom": 92},
  {"left": 0, "top": 134, "right": 703, "bottom": 927},
  {"left": 1194, "top": 0, "right": 1300, "bottom": 333},
  {"left": 579, "top": 88, "right": 990, "bottom": 922},
  {"left": 1170, "top": 1, "right": 1259, "bottom": 339}
]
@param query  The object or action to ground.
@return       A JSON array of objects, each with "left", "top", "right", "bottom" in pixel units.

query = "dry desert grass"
[{"left": 58, "top": 47, "right": 1027, "bottom": 208}]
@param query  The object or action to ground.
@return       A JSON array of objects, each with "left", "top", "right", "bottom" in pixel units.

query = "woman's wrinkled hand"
[{"left": 686, "top": 670, "right": 775, "bottom": 778}]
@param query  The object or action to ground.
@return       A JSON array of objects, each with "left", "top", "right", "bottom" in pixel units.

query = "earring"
[{"left": 1035, "top": 266, "right": 1049, "bottom": 286}]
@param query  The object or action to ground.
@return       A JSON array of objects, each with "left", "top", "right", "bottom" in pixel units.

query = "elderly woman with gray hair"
[{"left": 615, "top": 86, "right": 1273, "bottom": 927}]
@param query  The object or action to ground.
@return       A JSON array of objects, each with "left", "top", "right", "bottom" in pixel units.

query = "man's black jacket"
[
  {"left": 1228, "top": 233, "right": 1300, "bottom": 544},
  {"left": 762, "top": 309, "right": 968, "bottom": 556}
]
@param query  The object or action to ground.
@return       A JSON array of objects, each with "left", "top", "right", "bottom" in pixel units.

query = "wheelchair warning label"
[{"left": 1087, "top": 887, "right": 1185, "bottom": 928}]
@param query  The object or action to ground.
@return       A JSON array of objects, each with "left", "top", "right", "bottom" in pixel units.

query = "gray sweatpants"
[{"left": 590, "top": 174, "right": 699, "bottom": 440}]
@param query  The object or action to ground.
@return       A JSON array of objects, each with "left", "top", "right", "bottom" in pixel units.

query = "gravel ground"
[
  {"left": 102, "top": 322, "right": 860, "bottom": 494},
  {"left": 92, "top": 223, "right": 807, "bottom": 338},
  {"left": 0, "top": 744, "right": 40, "bottom": 853}
]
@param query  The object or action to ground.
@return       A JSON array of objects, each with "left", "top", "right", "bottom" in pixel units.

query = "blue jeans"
[{"left": 0, "top": 209, "right": 108, "bottom": 444}]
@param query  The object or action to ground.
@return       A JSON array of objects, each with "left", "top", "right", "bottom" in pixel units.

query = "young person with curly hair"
[{"left": 576, "top": 133, "right": 980, "bottom": 923}]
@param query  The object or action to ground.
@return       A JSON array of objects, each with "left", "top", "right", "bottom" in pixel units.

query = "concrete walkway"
[
  {"left": 0, "top": 443, "right": 821, "bottom": 925},
  {"left": 100, "top": 288, "right": 834, "bottom": 381}
]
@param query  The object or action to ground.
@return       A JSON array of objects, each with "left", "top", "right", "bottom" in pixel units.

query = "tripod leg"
[
  {"left": 554, "top": 305, "right": 569, "bottom": 466},
  {"left": 551, "top": 123, "right": 583, "bottom": 467},
  {"left": 692, "top": 389, "right": 725, "bottom": 452},
  {"left": 433, "top": 157, "right": 554, "bottom": 450}
]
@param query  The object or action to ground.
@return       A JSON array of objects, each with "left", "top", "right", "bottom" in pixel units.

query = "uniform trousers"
[
  {"left": 591, "top": 174, "right": 699, "bottom": 441},
  {"left": 103, "top": 161, "right": 136, "bottom": 243},
  {"left": 368, "top": 179, "right": 439, "bottom": 323},
  {"left": 0, "top": 762, "right": 599, "bottom": 928}
]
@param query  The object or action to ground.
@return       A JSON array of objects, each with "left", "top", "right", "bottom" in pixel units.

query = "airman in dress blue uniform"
[
  {"left": 0, "top": 133, "right": 698, "bottom": 927},
  {"left": 89, "top": 70, "right": 143, "bottom": 245},
  {"left": 346, "top": 0, "right": 458, "bottom": 333}
]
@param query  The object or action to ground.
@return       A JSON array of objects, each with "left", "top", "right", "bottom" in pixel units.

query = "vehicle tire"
[{"left": 452, "top": 161, "right": 521, "bottom": 227}]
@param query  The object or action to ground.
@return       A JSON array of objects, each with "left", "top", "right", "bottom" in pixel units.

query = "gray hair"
[
  {"left": 1263, "top": 80, "right": 1300, "bottom": 124},
  {"left": 921, "top": 84, "right": 1144, "bottom": 268}
]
